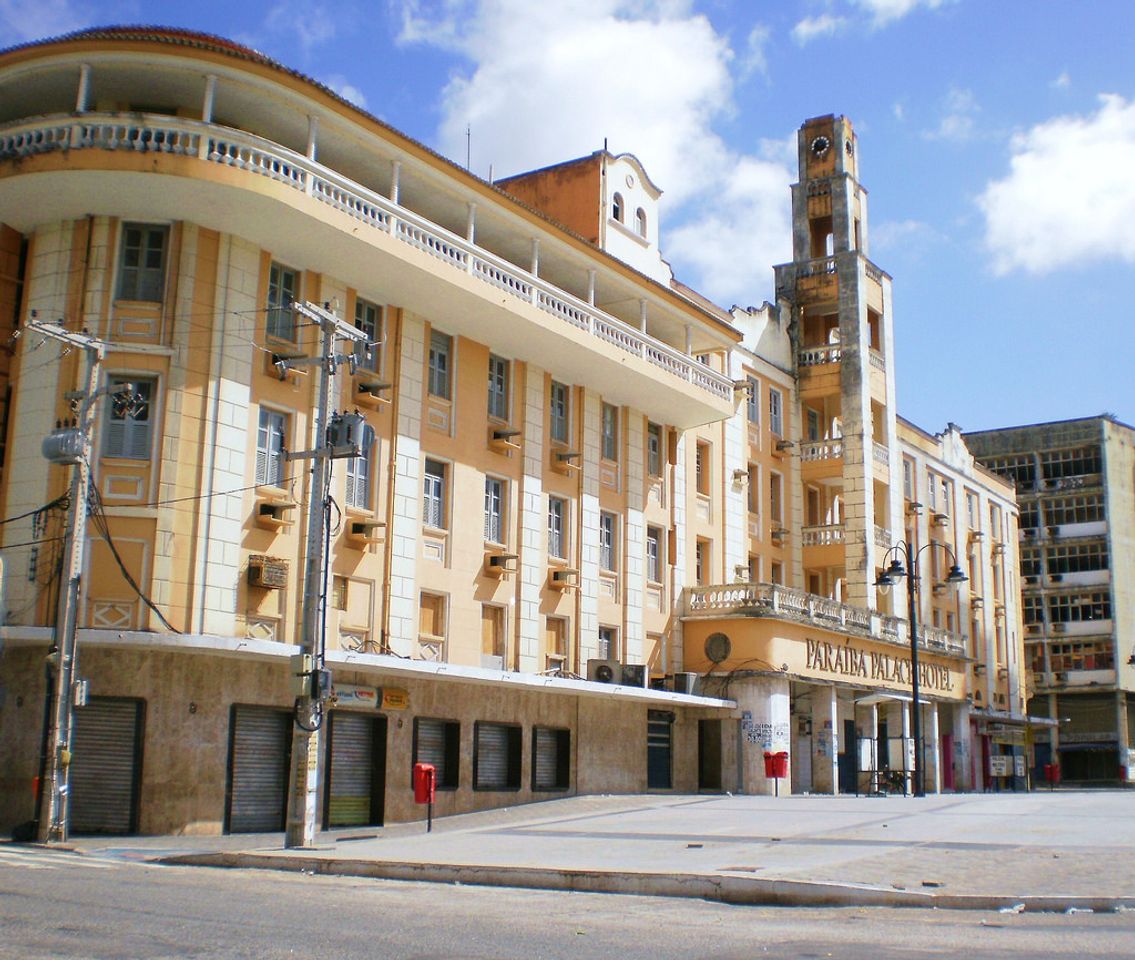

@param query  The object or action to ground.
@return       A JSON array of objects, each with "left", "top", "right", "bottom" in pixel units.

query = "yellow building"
[{"left": 0, "top": 29, "right": 1029, "bottom": 837}]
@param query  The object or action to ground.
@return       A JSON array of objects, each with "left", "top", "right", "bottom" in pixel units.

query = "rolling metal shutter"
[
  {"left": 328, "top": 713, "right": 372, "bottom": 827},
  {"left": 228, "top": 706, "right": 291, "bottom": 833},
  {"left": 647, "top": 711, "right": 673, "bottom": 790},
  {"left": 416, "top": 718, "right": 448, "bottom": 786},
  {"left": 475, "top": 723, "right": 509, "bottom": 789},
  {"left": 533, "top": 728, "right": 560, "bottom": 790},
  {"left": 69, "top": 698, "right": 143, "bottom": 835}
]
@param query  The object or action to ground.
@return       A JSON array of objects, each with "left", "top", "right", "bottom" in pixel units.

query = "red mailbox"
[
  {"left": 1043, "top": 763, "right": 1060, "bottom": 789},
  {"left": 763, "top": 751, "right": 789, "bottom": 779},
  {"left": 413, "top": 762, "right": 436, "bottom": 804}
]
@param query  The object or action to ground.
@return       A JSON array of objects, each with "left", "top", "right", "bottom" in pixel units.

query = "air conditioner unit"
[
  {"left": 480, "top": 655, "right": 504, "bottom": 671},
  {"left": 347, "top": 519, "right": 385, "bottom": 546},
  {"left": 587, "top": 658, "right": 620, "bottom": 683},
  {"left": 255, "top": 496, "right": 297, "bottom": 530},
  {"left": 932, "top": 512, "right": 949, "bottom": 527},
  {"left": 248, "top": 555, "right": 288, "bottom": 589},
  {"left": 549, "top": 568, "right": 579, "bottom": 590},
  {"left": 1055, "top": 671, "right": 1069, "bottom": 683},
  {"left": 1048, "top": 525, "right": 1060, "bottom": 536},
  {"left": 1053, "top": 622, "right": 1067, "bottom": 632},
  {"left": 671, "top": 672, "right": 698, "bottom": 695},
  {"left": 621, "top": 663, "right": 648, "bottom": 687},
  {"left": 484, "top": 551, "right": 519, "bottom": 576},
  {"left": 1022, "top": 528, "right": 1035, "bottom": 539}
]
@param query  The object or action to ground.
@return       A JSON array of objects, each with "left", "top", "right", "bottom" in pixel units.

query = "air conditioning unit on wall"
[
  {"left": 621, "top": 664, "right": 648, "bottom": 688},
  {"left": 587, "top": 658, "right": 621, "bottom": 683}
]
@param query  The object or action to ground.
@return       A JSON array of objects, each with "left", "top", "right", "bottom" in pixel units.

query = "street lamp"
[{"left": 874, "top": 541, "right": 967, "bottom": 797}]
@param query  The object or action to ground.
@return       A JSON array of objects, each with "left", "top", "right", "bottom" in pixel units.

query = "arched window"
[
  {"left": 612, "top": 192, "right": 624, "bottom": 222},
  {"left": 635, "top": 208, "right": 647, "bottom": 237}
]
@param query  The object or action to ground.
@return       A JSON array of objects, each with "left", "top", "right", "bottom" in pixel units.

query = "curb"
[{"left": 159, "top": 851, "right": 1135, "bottom": 914}]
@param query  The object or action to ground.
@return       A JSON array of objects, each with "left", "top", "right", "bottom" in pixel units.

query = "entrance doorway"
[
  {"left": 698, "top": 719, "right": 722, "bottom": 790},
  {"left": 324, "top": 713, "right": 387, "bottom": 828}
]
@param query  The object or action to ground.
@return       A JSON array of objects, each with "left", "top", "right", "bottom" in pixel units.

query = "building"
[
  {"left": 0, "top": 28, "right": 1028, "bottom": 838},
  {"left": 966, "top": 417, "right": 1135, "bottom": 785}
]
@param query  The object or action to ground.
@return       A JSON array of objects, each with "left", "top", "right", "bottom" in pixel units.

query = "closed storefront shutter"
[
  {"left": 228, "top": 706, "right": 291, "bottom": 833},
  {"left": 69, "top": 698, "right": 144, "bottom": 835},
  {"left": 475, "top": 723, "right": 509, "bottom": 789},
  {"left": 327, "top": 713, "right": 372, "bottom": 827},
  {"left": 647, "top": 710, "right": 673, "bottom": 790},
  {"left": 533, "top": 727, "right": 568, "bottom": 791}
]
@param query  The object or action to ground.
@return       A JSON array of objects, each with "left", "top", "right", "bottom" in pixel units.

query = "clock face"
[
  {"left": 845, "top": 139, "right": 854, "bottom": 156},
  {"left": 810, "top": 135, "right": 831, "bottom": 158}
]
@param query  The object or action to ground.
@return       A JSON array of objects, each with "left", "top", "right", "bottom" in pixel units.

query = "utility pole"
[
  {"left": 32, "top": 321, "right": 105, "bottom": 843},
  {"left": 283, "top": 301, "right": 370, "bottom": 848}
]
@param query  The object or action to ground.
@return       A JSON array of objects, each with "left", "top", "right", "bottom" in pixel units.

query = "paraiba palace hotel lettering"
[{"left": 804, "top": 637, "right": 954, "bottom": 693}]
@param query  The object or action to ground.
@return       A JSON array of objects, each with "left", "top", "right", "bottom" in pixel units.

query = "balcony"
[
  {"left": 802, "top": 524, "right": 845, "bottom": 547},
  {"left": 799, "top": 439, "right": 844, "bottom": 462},
  {"left": 684, "top": 582, "right": 966, "bottom": 658},
  {"left": 0, "top": 113, "right": 735, "bottom": 426}
]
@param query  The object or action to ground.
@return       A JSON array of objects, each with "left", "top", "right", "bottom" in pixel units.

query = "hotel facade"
[{"left": 0, "top": 28, "right": 1028, "bottom": 837}]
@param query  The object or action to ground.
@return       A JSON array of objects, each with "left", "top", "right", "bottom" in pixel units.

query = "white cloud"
[
  {"left": 395, "top": 0, "right": 793, "bottom": 307},
  {"left": 924, "top": 86, "right": 979, "bottom": 142},
  {"left": 740, "top": 23, "right": 770, "bottom": 79},
  {"left": 870, "top": 218, "right": 941, "bottom": 255},
  {"left": 853, "top": 0, "right": 951, "bottom": 27},
  {"left": 265, "top": 1, "right": 337, "bottom": 54},
  {"left": 979, "top": 95, "right": 1135, "bottom": 274},
  {"left": 327, "top": 76, "right": 368, "bottom": 108},
  {"left": 791, "top": 14, "right": 847, "bottom": 45},
  {"left": 0, "top": 0, "right": 85, "bottom": 42},
  {"left": 1051, "top": 70, "right": 1071, "bottom": 90}
]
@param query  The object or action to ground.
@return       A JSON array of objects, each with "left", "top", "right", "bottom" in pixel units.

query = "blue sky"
[{"left": 2, "top": 1, "right": 1132, "bottom": 434}]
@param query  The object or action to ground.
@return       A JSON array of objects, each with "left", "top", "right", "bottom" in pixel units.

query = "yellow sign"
[{"left": 381, "top": 687, "right": 410, "bottom": 710}]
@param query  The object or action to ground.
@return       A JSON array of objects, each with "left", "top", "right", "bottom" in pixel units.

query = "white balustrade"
[
  {"left": 799, "top": 439, "right": 843, "bottom": 462},
  {"left": 798, "top": 343, "right": 842, "bottom": 366},
  {"left": 802, "top": 524, "right": 845, "bottom": 546},
  {"left": 2, "top": 112, "right": 735, "bottom": 403}
]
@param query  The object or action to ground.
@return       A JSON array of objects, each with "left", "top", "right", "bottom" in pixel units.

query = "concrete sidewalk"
[{"left": 66, "top": 791, "right": 1135, "bottom": 912}]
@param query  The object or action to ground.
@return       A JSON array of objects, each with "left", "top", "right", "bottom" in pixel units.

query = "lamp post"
[{"left": 875, "top": 541, "right": 967, "bottom": 797}]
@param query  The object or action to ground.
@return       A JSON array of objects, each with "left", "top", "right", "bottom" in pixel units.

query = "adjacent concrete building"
[
  {"left": 966, "top": 417, "right": 1135, "bottom": 785},
  {"left": 0, "top": 28, "right": 1030, "bottom": 838}
]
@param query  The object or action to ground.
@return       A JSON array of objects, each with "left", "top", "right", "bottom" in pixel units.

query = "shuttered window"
[
  {"left": 104, "top": 378, "right": 154, "bottom": 460},
  {"left": 256, "top": 408, "right": 288, "bottom": 487},
  {"left": 473, "top": 722, "right": 521, "bottom": 791},
  {"left": 428, "top": 332, "right": 451, "bottom": 399},
  {"left": 267, "top": 262, "right": 297, "bottom": 341},
  {"left": 423, "top": 459, "right": 446, "bottom": 529},
  {"left": 487, "top": 354, "right": 509, "bottom": 420},
  {"left": 549, "top": 381, "right": 569, "bottom": 444},
  {"left": 345, "top": 449, "right": 371, "bottom": 510},
  {"left": 532, "top": 727, "right": 570, "bottom": 792},
  {"left": 484, "top": 476, "right": 505, "bottom": 544},
  {"left": 354, "top": 298, "right": 381, "bottom": 372},
  {"left": 413, "top": 717, "right": 459, "bottom": 789},
  {"left": 117, "top": 224, "right": 168, "bottom": 302}
]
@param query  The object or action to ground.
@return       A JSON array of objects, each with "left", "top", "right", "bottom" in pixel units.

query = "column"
[
  {"left": 624, "top": 409, "right": 645, "bottom": 664},
  {"left": 811, "top": 685, "right": 839, "bottom": 794},
  {"left": 517, "top": 365, "right": 545, "bottom": 673},
  {"left": 577, "top": 390, "right": 601, "bottom": 663},
  {"left": 732, "top": 676, "right": 791, "bottom": 796},
  {"left": 901, "top": 700, "right": 912, "bottom": 793},
  {"left": 928, "top": 702, "right": 941, "bottom": 794}
]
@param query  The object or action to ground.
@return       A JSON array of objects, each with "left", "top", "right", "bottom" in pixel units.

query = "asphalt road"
[{"left": 1, "top": 845, "right": 1133, "bottom": 959}]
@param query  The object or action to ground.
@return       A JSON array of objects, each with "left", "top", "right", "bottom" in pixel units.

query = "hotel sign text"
[{"left": 805, "top": 638, "right": 954, "bottom": 693}]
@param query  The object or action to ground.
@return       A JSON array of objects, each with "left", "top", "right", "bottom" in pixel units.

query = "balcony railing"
[
  {"left": 0, "top": 113, "right": 735, "bottom": 404},
  {"left": 874, "top": 524, "right": 892, "bottom": 547},
  {"left": 872, "top": 442, "right": 890, "bottom": 466},
  {"left": 684, "top": 582, "right": 966, "bottom": 658},
  {"left": 798, "top": 343, "right": 842, "bottom": 367},
  {"left": 800, "top": 439, "right": 843, "bottom": 462},
  {"left": 802, "top": 523, "right": 845, "bottom": 546}
]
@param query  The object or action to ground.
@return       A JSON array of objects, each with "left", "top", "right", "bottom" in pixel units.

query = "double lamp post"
[{"left": 875, "top": 539, "right": 967, "bottom": 797}]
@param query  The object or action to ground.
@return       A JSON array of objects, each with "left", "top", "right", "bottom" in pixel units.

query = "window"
[
  {"left": 481, "top": 604, "right": 505, "bottom": 661},
  {"left": 748, "top": 554, "right": 760, "bottom": 582},
  {"left": 966, "top": 491, "right": 978, "bottom": 528},
  {"left": 983, "top": 454, "right": 1036, "bottom": 490},
  {"left": 331, "top": 575, "right": 348, "bottom": 610},
  {"left": 635, "top": 207, "right": 647, "bottom": 237},
  {"left": 354, "top": 298, "right": 381, "bottom": 372},
  {"left": 599, "top": 512, "right": 617, "bottom": 571},
  {"left": 927, "top": 471, "right": 938, "bottom": 510},
  {"left": 267, "top": 262, "right": 297, "bottom": 341},
  {"left": 419, "top": 592, "right": 447, "bottom": 639},
  {"left": 549, "top": 381, "right": 569, "bottom": 444},
  {"left": 532, "top": 727, "right": 570, "bottom": 791},
  {"left": 695, "top": 440, "right": 711, "bottom": 496},
  {"left": 487, "top": 354, "right": 509, "bottom": 420},
  {"left": 116, "top": 224, "right": 168, "bottom": 302},
  {"left": 646, "top": 526, "right": 662, "bottom": 582},
  {"left": 747, "top": 463, "right": 760, "bottom": 514},
  {"left": 769, "top": 388, "right": 783, "bottom": 436},
  {"left": 1046, "top": 542, "right": 1109, "bottom": 574},
  {"left": 612, "top": 192, "right": 624, "bottom": 222},
  {"left": 545, "top": 616, "right": 568, "bottom": 672},
  {"left": 807, "top": 409, "right": 821, "bottom": 442},
  {"left": 104, "top": 378, "right": 154, "bottom": 459},
  {"left": 413, "top": 717, "right": 459, "bottom": 790},
  {"left": 746, "top": 376, "right": 760, "bottom": 425},
  {"left": 1048, "top": 591, "right": 1110, "bottom": 623},
  {"left": 601, "top": 403, "right": 619, "bottom": 461},
  {"left": 484, "top": 476, "right": 506, "bottom": 543},
  {"left": 1045, "top": 495, "right": 1105, "bottom": 525},
  {"left": 770, "top": 561, "right": 783, "bottom": 585},
  {"left": 902, "top": 458, "right": 915, "bottom": 500},
  {"left": 647, "top": 422, "right": 662, "bottom": 476},
  {"left": 428, "top": 331, "right": 452, "bottom": 400},
  {"left": 695, "top": 539, "right": 710, "bottom": 585},
  {"left": 474, "top": 722, "right": 522, "bottom": 791},
  {"left": 345, "top": 447, "right": 371, "bottom": 510},
  {"left": 1041, "top": 446, "right": 1102, "bottom": 481},
  {"left": 255, "top": 408, "right": 288, "bottom": 487},
  {"left": 548, "top": 496, "right": 567, "bottom": 560},
  {"left": 769, "top": 472, "right": 783, "bottom": 524},
  {"left": 423, "top": 459, "right": 447, "bottom": 529},
  {"left": 598, "top": 626, "right": 616, "bottom": 660}
]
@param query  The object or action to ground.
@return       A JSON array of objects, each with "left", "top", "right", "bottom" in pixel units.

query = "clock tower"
[{"left": 774, "top": 115, "right": 901, "bottom": 611}]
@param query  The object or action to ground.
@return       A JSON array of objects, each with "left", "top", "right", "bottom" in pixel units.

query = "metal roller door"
[
  {"left": 69, "top": 698, "right": 144, "bottom": 835},
  {"left": 533, "top": 728, "right": 560, "bottom": 790},
  {"left": 475, "top": 723, "right": 509, "bottom": 789},
  {"left": 647, "top": 710, "right": 673, "bottom": 790},
  {"left": 327, "top": 713, "right": 373, "bottom": 827},
  {"left": 227, "top": 706, "right": 291, "bottom": 833}
]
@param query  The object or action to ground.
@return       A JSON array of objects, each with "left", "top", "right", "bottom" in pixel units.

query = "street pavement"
[{"left": 43, "top": 790, "right": 1135, "bottom": 911}]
